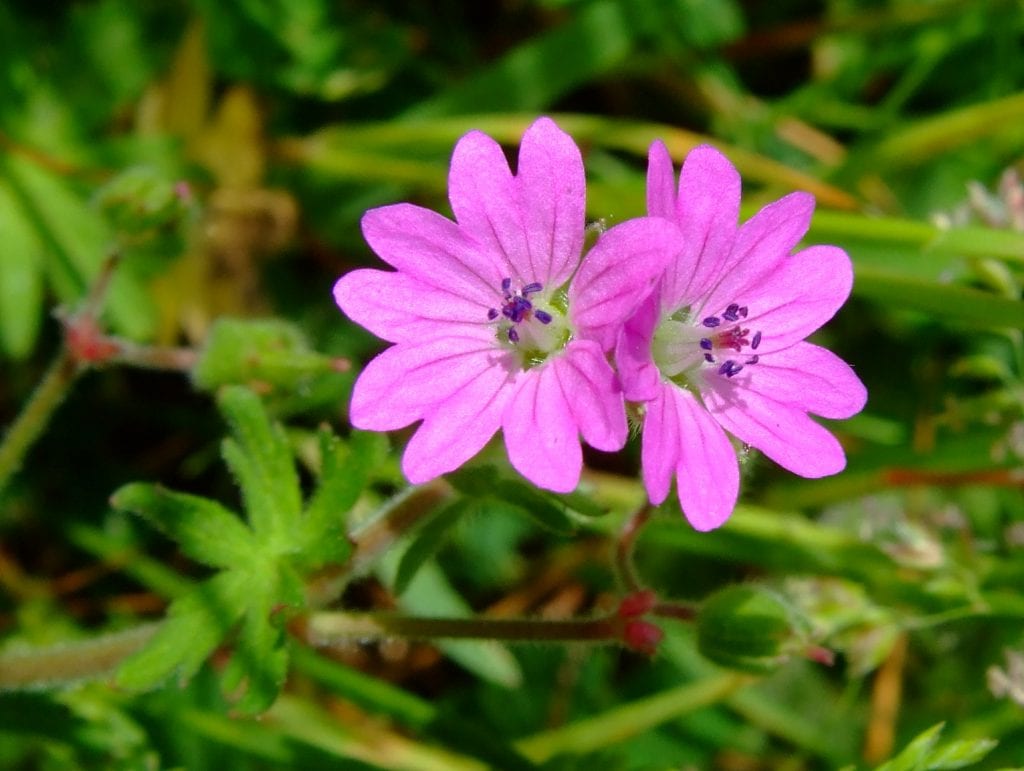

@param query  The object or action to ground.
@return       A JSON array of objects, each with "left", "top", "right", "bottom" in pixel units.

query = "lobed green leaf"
[
  {"left": 217, "top": 386, "right": 302, "bottom": 546},
  {"left": 220, "top": 573, "right": 290, "bottom": 715},
  {"left": 116, "top": 571, "right": 248, "bottom": 691},
  {"left": 110, "top": 482, "right": 257, "bottom": 571},
  {"left": 298, "top": 429, "right": 385, "bottom": 567}
]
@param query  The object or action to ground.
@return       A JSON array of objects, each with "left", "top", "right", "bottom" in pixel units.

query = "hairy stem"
[
  {"left": 0, "top": 351, "right": 80, "bottom": 495},
  {"left": 306, "top": 611, "right": 621, "bottom": 646},
  {"left": 616, "top": 504, "right": 652, "bottom": 593},
  {"left": 0, "top": 622, "right": 160, "bottom": 690}
]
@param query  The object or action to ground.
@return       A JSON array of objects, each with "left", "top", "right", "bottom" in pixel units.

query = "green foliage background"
[{"left": 2, "top": 0, "right": 1024, "bottom": 768}]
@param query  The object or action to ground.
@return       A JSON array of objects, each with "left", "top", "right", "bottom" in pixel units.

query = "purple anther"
[
  {"left": 702, "top": 317, "right": 721, "bottom": 328},
  {"left": 522, "top": 282, "right": 542, "bottom": 296},
  {"left": 751, "top": 331, "right": 762, "bottom": 350},
  {"left": 487, "top": 308, "right": 499, "bottom": 320},
  {"left": 704, "top": 353, "right": 715, "bottom": 363},
  {"left": 738, "top": 306, "right": 748, "bottom": 319},
  {"left": 699, "top": 338, "right": 713, "bottom": 351},
  {"left": 511, "top": 297, "right": 533, "bottom": 322},
  {"left": 534, "top": 309, "right": 552, "bottom": 324},
  {"left": 718, "top": 360, "right": 744, "bottom": 377},
  {"left": 746, "top": 355, "right": 759, "bottom": 365},
  {"left": 501, "top": 305, "right": 514, "bottom": 320},
  {"left": 501, "top": 277, "right": 512, "bottom": 294},
  {"left": 508, "top": 328, "right": 520, "bottom": 343},
  {"left": 723, "top": 303, "right": 740, "bottom": 322}
]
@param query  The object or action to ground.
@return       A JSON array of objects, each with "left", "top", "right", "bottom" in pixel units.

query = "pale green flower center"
[
  {"left": 652, "top": 303, "right": 763, "bottom": 388},
  {"left": 488, "top": 279, "right": 571, "bottom": 369}
]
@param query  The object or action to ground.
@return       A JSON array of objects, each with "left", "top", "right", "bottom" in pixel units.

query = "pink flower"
[
  {"left": 335, "top": 118, "right": 679, "bottom": 493},
  {"left": 616, "top": 143, "right": 867, "bottom": 531}
]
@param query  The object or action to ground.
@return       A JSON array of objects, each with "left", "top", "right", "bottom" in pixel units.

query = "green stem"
[
  {"left": 514, "top": 672, "right": 754, "bottom": 762},
  {"left": 0, "top": 350, "right": 80, "bottom": 495},
  {"left": 307, "top": 611, "right": 620, "bottom": 646},
  {"left": 0, "top": 622, "right": 160, "bottom": 690},
  {"left": 111, "top": 341, "right": 199, "bottom": 371},
  {"left": 616, "top": 504, "right": 652, "bottom": 593}
]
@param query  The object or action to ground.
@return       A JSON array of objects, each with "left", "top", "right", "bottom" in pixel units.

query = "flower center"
[
  {"left": 652, "top": 301, "right": 762, "bottom": 387},
  {"left": 487, "top": 278, "right": 570, "bottom": 367}
]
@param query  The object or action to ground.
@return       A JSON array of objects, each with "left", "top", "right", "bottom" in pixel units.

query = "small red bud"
[
  {"left": 805, "top": 645, "right": 835, "bottom": 666},
  {"left": 618, "top": 590, "right": 657, "bottom": 618},
  {"left": 622, "top": 620, "right": 664, "bottom": 656},
  {"left": 67, "top": 317, "right": 120, "bottom": 363}
]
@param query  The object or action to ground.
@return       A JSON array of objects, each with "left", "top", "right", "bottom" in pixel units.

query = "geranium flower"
[
  {"left": 616, "top": 142, "right": 867, "bottom": 530},
  {"left": 335, "top": 117, "right": 679, "bottom": 492}
]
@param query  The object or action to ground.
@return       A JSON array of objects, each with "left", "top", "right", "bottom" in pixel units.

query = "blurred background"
[{"left": 2, "top": 1, "right": 1024, "bottom": 769}]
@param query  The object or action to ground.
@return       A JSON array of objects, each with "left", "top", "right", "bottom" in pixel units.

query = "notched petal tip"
[{"left": 522, "top": 115, "right": 573, "bottom": 146}]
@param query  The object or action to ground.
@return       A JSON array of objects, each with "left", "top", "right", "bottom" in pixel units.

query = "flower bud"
[
  {"left": 622, "top": 620, "right": 664, "bottom": 656},
  {"left": 617, "top": 590, "right": 658, "bottom": 619},
  {"left": 697, "top": 585, "right": 808, "bottom": 673},
  {"left": 192, "top": 318, "right": 343, "bottom": 395},
  {"left": 94, "top": 167, "right": 194, "bottom": 255}
]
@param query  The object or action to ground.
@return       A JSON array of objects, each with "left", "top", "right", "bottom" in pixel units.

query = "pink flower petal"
[
  {"left": 701, "top": 191, "right": 815, "bottom": 317},
  {"left": 362, "top": 203, "right": 502, "bottom": 302},
  {"left": 661, "top": 145, "right": 742, "bottom": 310},
  {"left": 740, "top": 245, "right": 854, "bottom": 353},
  {"left": 640, "top": 387, "right": 681, "bottom": 505},
  {"left": 553, "top": 341, "right": 627, "bottom": 452},
  {"left": 570, "top": 217, "right": 680, "bottom": 350},
  {"left": 402, "top": 363, "right": 515, "bottom": 483},
  {"left": 516, "top": 117, "right": 586, "bottom": 288},
  {"left": 447, "top": 129, "right": 533, "bottom": 282},
  {"left": 334, "top": 269, "right": 489, "bottom": 343},
  {"left": 646, "top": 141, "right": 676, "bottom": 220},
  {"left": 704, "top": 382, "right": 847, "bottom": 478},
  {"left": 350, "top": 332, "right": 513, "bottom": 431},
  {"left": 744, "top": 341, "right": 867, "bottom": 419},
  {"left": 502, "top": 366, "right": 582, "bottom": 493},
  {"left": 672, "top": 388, "right": 740, "bottom": 531},
  {"left": 615, "top": 292, "right": 661, "bottom": 402}
]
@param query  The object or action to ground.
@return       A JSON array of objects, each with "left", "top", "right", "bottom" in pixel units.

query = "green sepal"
[
  {"left": 448, "top": 465, "right": 576, "bottom": 535},
  {"left": 697, "top": 585, "right": 806, "bottom": 674},
  {"left": 218, "top": 386, "right": 302, "bottom": 546},
  {"left": 110, "top": 482, "right": 257, "bottom": 570},
  {"left": 394, "top": 498, "right": 473, "bottom": 597},
  {"left": 116, "top": 571, "right": 248, "bottom": 691}
]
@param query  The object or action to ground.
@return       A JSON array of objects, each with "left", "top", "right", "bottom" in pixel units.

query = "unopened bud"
[
  {"left": 697, "top": 585, "right": 808, "bottom": 673},
  {"left": 96, "top": 167, "right": 194, "bottom": 232},
  {"left": 618, "top": 590, "right": 657, "bottom": 618},
  {"left": 622, "top": 620, "right": 664, "bottom": 656},
  {"left": 192, "top": 318, "right": 338, "bottom": 392}
]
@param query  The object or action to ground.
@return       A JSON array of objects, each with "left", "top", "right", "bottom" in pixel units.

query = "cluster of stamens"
[
  {"left": 698, "top": 303, "right": 762, "bottom": 378},
  {"left": 487, "top": 278, "right": 552, "bottom": 343}
]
